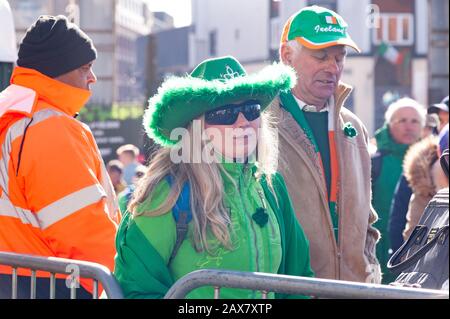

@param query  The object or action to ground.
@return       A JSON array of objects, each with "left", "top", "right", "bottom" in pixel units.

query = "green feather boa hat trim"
[{"left": 144, "top": 56, "right": 296, "bottom": 147}]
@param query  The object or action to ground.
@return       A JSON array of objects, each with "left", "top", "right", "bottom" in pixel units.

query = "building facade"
[
  {"left": 9, "top": 0, "right": 156, "bottom": 105},
  {"left": 428, "top": 0, "right": 449, "bottom": 104}
]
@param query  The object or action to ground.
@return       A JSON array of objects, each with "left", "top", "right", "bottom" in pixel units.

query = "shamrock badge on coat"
[{"left": 343, "top": 122, "right": 358, "bottom": 138}]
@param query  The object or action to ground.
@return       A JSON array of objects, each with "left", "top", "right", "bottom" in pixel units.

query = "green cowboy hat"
[{"left": 144, "top": 56, "right": 296, "bottom": 146}]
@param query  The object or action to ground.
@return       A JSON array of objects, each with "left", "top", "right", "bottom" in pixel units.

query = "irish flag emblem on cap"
[{"left": 325, "top": 16, "right": 337, "bottom": 24}]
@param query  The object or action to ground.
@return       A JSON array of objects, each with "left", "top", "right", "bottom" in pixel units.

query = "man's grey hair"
[
  {"left": 280, "top": 40, "right": 302, "bottom": 62},
  {"left": 385, "top": 97, "right": 427, "bottom": 126},
  {"left": 287, "top": 40, "right": 302, "bottom": 52}
]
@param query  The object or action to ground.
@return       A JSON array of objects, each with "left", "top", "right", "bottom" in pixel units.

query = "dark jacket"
[
  {"left": 371, "top": 124, "right": 409, "bottom": 283},
  {"left": 388, "top": 175, "right": 412, "bottom": 253}
]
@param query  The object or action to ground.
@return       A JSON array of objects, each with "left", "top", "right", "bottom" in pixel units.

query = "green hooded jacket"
[
  {"left": 113, "top": 162, "right": 314, "bottom": 299},
  {"left": 372, "top": 124, "right": 409, "bottom": 283}
]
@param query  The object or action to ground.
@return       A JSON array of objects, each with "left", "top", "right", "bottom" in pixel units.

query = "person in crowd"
[
  {"left": 116, "top": 144, "right": 141, "bottom": 185},
  {"left": 389, "top": 113, "right": 441, "bottom": 253},
  {"left": 0, "top": 15, "right": 118, "bottom": 298},
  {"left": 371, "top": 97, "right": 426, "bottom": 283},
  {"left": 118, "top": 164, "right": 147, "bottom": 214},
  {"left": 107, "top": 159, "right": 127, "bottom": 195},
  {"left": 114, "top": 56, "right": 314, "bottom": 298},
  {"left": 388, "top": 114, "right": 439, "bottom": 252},
  {"left": 272, "top": 5, "right": 380, "bottom": 283},
  {"left": 402, "top": 136, "right": 448, "bottom": 240},
  {"left": 438, "top": 123, "right": 449, "bottom": 153},
  {"left": 422, "top": 113, "right": 440, "bottom": 138},
  {"left": 428, "top": 96, "right": 449, "bottom": 133}
]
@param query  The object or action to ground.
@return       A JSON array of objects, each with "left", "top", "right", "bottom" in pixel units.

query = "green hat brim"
[{"left": 144, "top": 63, "right": 296, "bottom": 147}]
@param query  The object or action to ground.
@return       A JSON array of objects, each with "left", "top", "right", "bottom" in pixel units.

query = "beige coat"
[
  {"left": 403, "top": 136, "right": 448, "bottom": 240},
  {"left": 270, "top": 82, "right": 381, "bottom": 283}
]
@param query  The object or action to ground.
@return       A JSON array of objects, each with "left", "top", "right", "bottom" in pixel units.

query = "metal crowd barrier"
[
  {"left": 164, "top": 269, "right": 449, "bottom": 299},
  {"left": 2, "top": 252, "right": 447, "bottom": 300},
  {"left": 0, "top": 251, "right": 124, "bottom": 299}
]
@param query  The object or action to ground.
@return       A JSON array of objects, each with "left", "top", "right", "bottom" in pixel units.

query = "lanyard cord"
[{"left": 16, "top": 117, "right": 34, "bottom": 177}]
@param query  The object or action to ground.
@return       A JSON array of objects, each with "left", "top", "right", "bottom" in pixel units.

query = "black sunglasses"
[{"left": 205, "top": 101, "right": 261, "bottom": 125}]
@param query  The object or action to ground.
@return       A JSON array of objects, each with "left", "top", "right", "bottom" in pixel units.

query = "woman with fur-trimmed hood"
[{"left": 402, "top": 136, "right": 448, "bottom": 240}]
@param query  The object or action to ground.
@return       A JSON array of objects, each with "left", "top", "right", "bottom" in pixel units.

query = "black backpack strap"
[
  {"left": 168, "top": 211, "right": 189, "bottom": 266},
  {"left": 165, "top": 176, "right": 192, "bottom": 266}
]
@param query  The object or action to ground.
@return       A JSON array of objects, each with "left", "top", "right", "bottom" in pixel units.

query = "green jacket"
[
  {"left": 113, "top": 162, "right": 314, "bottom": 299},
  {"left": 372, "top": 124, "right": 409, "bottom": 283}
]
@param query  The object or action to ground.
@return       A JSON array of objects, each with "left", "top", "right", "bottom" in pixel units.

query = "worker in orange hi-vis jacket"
[{"left": 0, "top": 15, "right": 120, "bottom": 299}]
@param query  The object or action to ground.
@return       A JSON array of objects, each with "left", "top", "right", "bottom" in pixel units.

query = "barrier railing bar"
[
  {"left": 50, "top": 273, "right": 56, "bottom": 299},
  {"left": 93, "top": 281, "right": 98, "bottom": 299},
  {"left": 0, "top": 251, "right": 123, "bottom": 299},
  {"left": 12, "top": 267, "right": 17, "bottom": 299},
  {"left": 30, "top": 270, "right": 36, "bottom": 299},
  {"left": 164, "top": 269, "right": 449, "bottom": 299}
]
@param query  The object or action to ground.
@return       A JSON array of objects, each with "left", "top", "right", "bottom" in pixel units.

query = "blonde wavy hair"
[{"left": 129, "top": 109, "right": 279, "bottom": 253}]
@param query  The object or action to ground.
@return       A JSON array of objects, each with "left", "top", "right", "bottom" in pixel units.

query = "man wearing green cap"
[{"left": 271, "top": 5, "right": 381, "bottom": 283}]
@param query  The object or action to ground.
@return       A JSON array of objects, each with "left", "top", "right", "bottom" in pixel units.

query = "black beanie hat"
[{"left": 17, "top": 15, "right": 97, "bottom": 78}]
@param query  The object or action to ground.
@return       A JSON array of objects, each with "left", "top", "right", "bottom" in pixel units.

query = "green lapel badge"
[
  {"left": 252, "top": 208, "right": 269, "bottom": 227},
  {"left": 343, "top": 122, "right": 358, "bottom": 138}
]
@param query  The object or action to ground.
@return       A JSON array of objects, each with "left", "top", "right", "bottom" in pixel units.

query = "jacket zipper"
[
  {"left": 257, "top": 187, "right": 276, "bottom": 294},
  {"left": 257, "top": 188, "right": 275, "bottom": 236},
  {"left": 239, "top": 168, "right": 260, "bottom": 272},
  {"left": 335, "top": 113, "right": 345, "bottom": 280},
  {"left": 239, "top": 166, "right": 260, "bottom": 298}
]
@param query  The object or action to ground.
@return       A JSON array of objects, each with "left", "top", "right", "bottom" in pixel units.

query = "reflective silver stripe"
[
  {"left": 0, "top": 108, "right": 88, "bottom": 230},
  {"left": 0, "top": 117, "right": 26, "bottom": 193},
  {"left": 36, "top": 184, "right": 107, "bottom": 230},
  {"left": 0, "top": 184, "right": 107, "bottom": 230},
  {"left": 86, "top": 122, "right": 119, "bottom": 220},
  {"left": 0, "top": 109, "right": 64, "bottom": 194},
  {"left": 0, "top": 198, "right": 40, "bottom": 228}
]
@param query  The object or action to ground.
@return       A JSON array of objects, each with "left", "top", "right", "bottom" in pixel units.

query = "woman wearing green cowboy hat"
[{"left": 113, "top": 56, "right": 314, "bottom": 299}]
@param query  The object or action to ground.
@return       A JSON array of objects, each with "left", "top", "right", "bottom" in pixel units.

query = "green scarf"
[{"left": 280, "top": 92, "right": 340, "bottom": 241}]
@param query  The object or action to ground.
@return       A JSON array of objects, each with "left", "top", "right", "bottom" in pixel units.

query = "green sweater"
[
  {"left": 302, "top": 111, "right": 337, "bottom": 240},
  {"left": 303, "top": 112, "right": 331, "bottom": 196},
  {"left": 113, "top": 162, "right": 314, "bottom": 299}
]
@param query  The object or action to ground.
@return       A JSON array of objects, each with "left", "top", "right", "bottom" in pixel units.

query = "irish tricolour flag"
[
  {"left": 325, "top": 16, "right": 338, "bottom": 24},
  {"left": 378, "top": 42, "right": 403, "bottom": 65}
]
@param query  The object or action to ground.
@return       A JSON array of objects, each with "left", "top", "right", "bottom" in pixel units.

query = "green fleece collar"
[
  {"left": 220, "top": 160, "right": 256, "bottom": 182},
  {"left": 375, "top": 123, "right": 410, "bottom": 157}
]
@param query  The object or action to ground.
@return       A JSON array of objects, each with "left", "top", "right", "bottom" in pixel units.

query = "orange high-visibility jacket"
[{"left": 0, "top": 67, "right": 120, "bottom": 293}]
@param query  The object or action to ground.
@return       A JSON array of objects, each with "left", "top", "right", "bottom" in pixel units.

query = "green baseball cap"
[{"left": 281, "top": 5, "right": 360, "bottom": 52}]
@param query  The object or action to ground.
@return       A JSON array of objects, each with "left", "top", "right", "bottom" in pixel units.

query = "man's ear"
[{"left": 280, "top": 43, "right": 292, "bottom": 65}]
